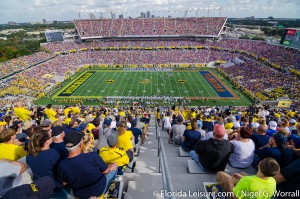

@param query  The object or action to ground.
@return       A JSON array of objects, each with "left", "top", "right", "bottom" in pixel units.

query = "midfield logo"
[
  {"left": 105, "top": 80, "right": 115, "bottom": 83},
  {"left": 178, "top": 80, "right": 187, "bottom": 83}
]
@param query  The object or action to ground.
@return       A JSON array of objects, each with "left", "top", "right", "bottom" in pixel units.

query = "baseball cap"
[
  {"left": 107, "top": 132, "right": 118, "bottom": 147},
  {"left": 290, "top": 134, "right": 300, "bottom": 148},
  {"left": 64, "top": 131, "right": 84, "bottom": 148},
  {"left": 289, "top": 119, "right": 296, "bottom": 124},
  {"left": 251, "top": 122, "right": 259, "bottom": 129},
  {"left": 42, "top": 119, "right": 51, "bottom": 127},
  {"left": 1, "top": 176, "right": 55, "bottom": 199},
  {"left": 233, "top": 122, "right": 240, "bottom": 129},
  {"left": 52, "top": 126, "right": 65, "bottom": 137},
  {"left": 235, "top": 116, "right": 241, "bottom": 121},
  {"left": 104, "top": 118, "right": 112, "bottom": 127},
  {"left": 22, "top": 120, "right": 34, "bottom": 130},
  {"left": 269, "top": 121, "right": 277, "bottom": 130},
  {"left": 79, "top": 122, "right": 88, "bottom": 132},
  {"left": 213, "top": 124, "right": 226, "bottom": 138}
]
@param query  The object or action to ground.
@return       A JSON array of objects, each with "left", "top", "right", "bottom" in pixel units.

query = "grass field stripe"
[
  {"left": 167, "top": 72, "right": 174, "bottom": 97},
  {"left": 193, "top": 71, "right": 215, "bottom": 98},
  {"left": 89, "top": 72, "right": 107, "bottom": 96},
  {"left": 182, "top": 72, "right": 197, "bottom": 97},
  {"left": 177, "top": 72, "right": 188, "bottom": 96},
  {"left": 188, "top": 72, "right": 204, "bottom": 98},
  {"left": 135, "top": 72, "right": 142, "bottom": 96},
  {"left": 96, "top": 72, "right": 112, "bottom": 95},
  {"left": 156, "top": 71, "right": 159, "bottom": 95},
  {"left": 84, "top": 72, "right": 106, "bottom": 96},
  {"left": 150, "top": 71, "right": 153, "bottom": 95},
  {"left": 127, "top": 72, "right": 138, "bottom": 96},
  {"left": 97, "top": 72, "right": 114, "bottom": 95},
  {"left": 173, "top": 72, "right": 182, "bottom": 97},
  {"left": 120, "top": 71, "right": 133, "bottom": 96},
  {"left": 107, "top": 71, "right": 123, "bottom": 96},
  {"left": 162, "top": 72, "right": 167, "bottom": 96}
]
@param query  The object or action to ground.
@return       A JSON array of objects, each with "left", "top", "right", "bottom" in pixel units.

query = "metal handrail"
[{"left": 155, "top": 119, "right": 175, "bottom": 199}]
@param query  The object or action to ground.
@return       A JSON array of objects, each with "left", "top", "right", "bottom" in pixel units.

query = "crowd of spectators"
[
  {"left": 42, "top": 39, "right": 300, "bottom": 71},
  {"left": 158, "top": 105, "right": 300, "bottom": 198},
  {"left": 0, "top": 102, "right": 299, "bottom": 198},
  {"left": 74, "top": 17, "right": 226, "bottom": 38},
  {"left": 0, "top": 102, "right": 150, "bottom": 198},
  {"left": 0, "top": 52, "right": 54, "bottom": 79},
  {"left": 219, "top": 58, "right": 300, "bottom": 101}
]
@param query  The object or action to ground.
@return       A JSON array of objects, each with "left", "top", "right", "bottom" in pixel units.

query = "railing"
[{"left": 155, "top": 119, "right": 175, "bottom": 199}]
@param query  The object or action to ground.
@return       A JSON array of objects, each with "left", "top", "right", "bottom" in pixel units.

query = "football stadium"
[{"left": 0, "top": 1, "right": 300, "bottom": 199}]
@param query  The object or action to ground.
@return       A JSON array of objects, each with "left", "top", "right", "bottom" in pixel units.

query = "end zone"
[{"left": 200, "top": 71, "right": 238, "bottom": 99}]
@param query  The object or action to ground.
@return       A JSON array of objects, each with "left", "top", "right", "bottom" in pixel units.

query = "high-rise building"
[
  {"left": 43, "top": 19, "right": 47, "bottom": 24},
  {"left": 140, "top": 12, "right": 145, "bottom": 18},
  {"left": 119, "top": 14, "right": 124, "bottom": 19},
  {"left": 146, "top": 11, "right": 151, "bottom": 18}
]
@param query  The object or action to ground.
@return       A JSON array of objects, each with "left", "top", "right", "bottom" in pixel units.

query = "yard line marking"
[
  {"left": 182, "top": 71, "right": 197, "bottom": 96},
  {"left": 127, "top": 72, "right": 138, "bottom": 96},
  {"left": 107, "top": 71, "right": 123, "bottom": 96},
  {"left": 173, "top": 72, "right": 182, "bottom": 97},
  {"left": 188, "top": 72, "right": 204, "bottom": 98},
  {"left": 89, "top": 72, "right": 107, "bottom": 96}
]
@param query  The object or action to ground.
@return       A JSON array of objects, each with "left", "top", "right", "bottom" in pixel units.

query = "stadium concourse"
[{"left": 0, "top": 104, "right": 300, "bottom": 199}]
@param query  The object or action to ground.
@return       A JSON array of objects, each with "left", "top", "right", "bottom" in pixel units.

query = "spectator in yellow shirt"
[
  {"left": 99, "top": 133, "right": 131, "bottom": 175},
  {"left": 0, "top": 128, "right": 27, "bottom": 160},
  {"left": 45, "top": 104, "right": 57, "bottom": 122},
  {"left": 13, "top": 102, "right": 31, "bottom": 122},
  {"left": 117, "top": 121, "right": 134, "bottom": 153}
]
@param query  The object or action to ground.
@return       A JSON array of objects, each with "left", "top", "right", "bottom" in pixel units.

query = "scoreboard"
[
  {"left": 45, "top": 31, "right": 64, "bottom": 42},
  {"left": 280, "top": 28, "right": 300, "bottom": 49}
]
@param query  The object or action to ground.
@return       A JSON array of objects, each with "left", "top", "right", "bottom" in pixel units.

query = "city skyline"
[{"left": 0, "top": 0, "right": 299, "bottom": 24}]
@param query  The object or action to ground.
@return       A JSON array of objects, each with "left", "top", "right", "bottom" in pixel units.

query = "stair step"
[
  {"left": 179, "top": 147, "right": 190, "bottom": 157},
  {"left": 187, "top": 160, "right": 257, "bottom": 174},
  {"left": 127, "top": 179, "right": 162, "bottom": 193},
  {"left": 134, "top": 160, "right": 159, "bottom": 173}
]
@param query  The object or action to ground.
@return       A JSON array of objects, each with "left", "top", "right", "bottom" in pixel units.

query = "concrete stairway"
[
  {"left": 159, "top": 128, "right": 217, "bottom": 199},
  {"left": 123, "top": 118, "right": 163, "bottom": 199}
]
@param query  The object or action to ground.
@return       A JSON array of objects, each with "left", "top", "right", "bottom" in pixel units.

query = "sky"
[{"left": 0, "top": 0, "right": 299, "bottom": 24}]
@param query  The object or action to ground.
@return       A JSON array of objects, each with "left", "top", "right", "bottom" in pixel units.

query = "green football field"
[{"left": 37, "top": 69, "right": 254, "bottom": 106}]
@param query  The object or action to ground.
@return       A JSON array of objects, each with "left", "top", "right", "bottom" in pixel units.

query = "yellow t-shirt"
[
  {"left": 14, "top": 107, "right": 31, "bottom": 122},
  {"left": 63, "top": 107, "right": 73, "bottom": 116},
  {"left": 72, "top": 106, "right": 80, "bottom": 114},
  {"left": 87, "top": 123, "right": 96, "bottom": 134},
  {"left": 99, "top": 147, "right": 129, "bottom": 167},
  {"left": 45, "top": 108, "right": 57, "bottom": 121},
  {"left": 63, "top": 118, "right": 72, "bottom": 125},
  {"left": 182, "top": 110, "right": 189, "bottom": 120},
  {"left": 225, "top": 122, "right": 234, "bottom": 129},
  {"left": 233, "top": 175, "right": 276, "bottom": 199},
  {"left": 190, "top": 112, "right": 197, "bottom": 119},
  {"left": 117, "top": 131, "right": 134, "bottom": 151},
  {"left": 119, "top": 111, "right": 126, "bottom": 117},
  {"left": 0, "top": 143, "right": 27, "bottom": 161},
  {"left": 155, "top": 112, "right": 161, "bottom": 119}
]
